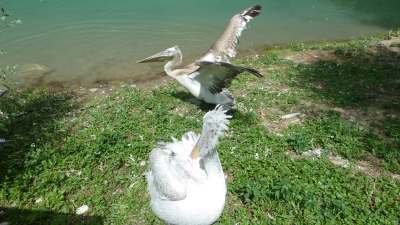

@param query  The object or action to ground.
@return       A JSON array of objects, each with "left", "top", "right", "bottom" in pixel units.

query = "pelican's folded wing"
[
  {"left": 148, "top": 145, "right": 188, "bottom": 201},
  {"left": 192, "top": 61, "right": 262, "bottom": 94}
]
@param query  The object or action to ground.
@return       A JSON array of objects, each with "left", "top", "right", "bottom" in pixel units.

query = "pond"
[{"left": 1, "top": 0, "right": 399, "bottom": 85}]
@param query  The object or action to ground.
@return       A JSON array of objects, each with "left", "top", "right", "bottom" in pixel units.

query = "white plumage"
[{"left": 146, "top": 106, "right": 231, "bottom": 225}]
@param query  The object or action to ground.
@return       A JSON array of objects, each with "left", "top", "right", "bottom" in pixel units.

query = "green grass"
[{"left": 0, "top": 32, "right": 399, "bottom": 224}]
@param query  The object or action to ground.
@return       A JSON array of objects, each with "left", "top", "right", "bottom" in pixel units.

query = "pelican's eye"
[{"left": 170, "top": 151, "right": 176, "bottom": 157}]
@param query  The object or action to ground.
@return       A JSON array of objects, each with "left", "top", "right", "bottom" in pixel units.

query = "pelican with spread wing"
[
  {"left": 146, "top": 106, "right": 231, "bottom": 225},
  {"left": 137, "top": 5, "right": 263, "bottom": 107}
]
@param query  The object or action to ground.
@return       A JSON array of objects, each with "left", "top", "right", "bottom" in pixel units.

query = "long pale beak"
[{"left": 136, "top": 51, "right": 172, "bottom": 63}]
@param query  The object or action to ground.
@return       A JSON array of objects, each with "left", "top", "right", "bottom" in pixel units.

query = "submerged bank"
[{"left": 0, "top": 32, "right": 399, "bottom": 224}]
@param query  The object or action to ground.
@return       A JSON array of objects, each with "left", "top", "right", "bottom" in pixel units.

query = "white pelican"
[
  {"left": 146, "top": 105, "right": 231, "bottom": 225},
  {"left": 137, "top": 5, "right": 263, "bottom": 107}
]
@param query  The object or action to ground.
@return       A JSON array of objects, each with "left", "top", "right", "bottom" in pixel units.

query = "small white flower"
[
  {"left": 255, "top": 153, "right": 260, "bottom": 160},
  {"left": 266, "top": 212, "right": 275, "bottom": 220},
  {"left": 139, "top": 160, "right": 146, "bottom": 167},
  {"left": 129, "top": 181, "right": 137, "bottom": 189},
  {"left": 76, "top": 205, "right": 89, "bottom": 215},
  {"left": 34, "top": 197, "right": 43, "bottom": 204}
]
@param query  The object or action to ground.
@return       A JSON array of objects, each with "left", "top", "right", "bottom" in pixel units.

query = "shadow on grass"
[
  {"left": 292, "top": 43, "right": 399, "bottom": 124},
  {"left": 294, "top": 48, "right": 399, "bottom": 109},
  {"left": 0, "top": 207, "right": 103, "bottom": 225},
  {"left": 170, "top": 90, "right": 216, "bottom": 112},
  {"left": 0, "top": 89, "right": 76, "bottom": 182},
  {"left": 288, "top": 44, "right": 400, "bottom": 171}
]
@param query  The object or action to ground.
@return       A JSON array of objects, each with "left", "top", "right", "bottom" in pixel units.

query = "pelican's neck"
[
  {"left": 195, "top": 127, "right": 225, "bottom": 179},
  {"left": 201, "top": 150, "right": 224, "bottom": 180},
  {"left": 164, "top": 48, "right": 183, "bottom": 77}
]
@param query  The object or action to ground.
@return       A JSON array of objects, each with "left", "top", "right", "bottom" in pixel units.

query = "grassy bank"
[{"left": 1, "top": 32, "right": 399, "bottom": 224}]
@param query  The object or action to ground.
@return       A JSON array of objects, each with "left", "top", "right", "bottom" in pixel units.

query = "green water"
[{"left": 1, "top": 0, "right": 399, "bottom": 85}]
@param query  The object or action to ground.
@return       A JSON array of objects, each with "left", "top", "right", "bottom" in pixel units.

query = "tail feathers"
[
  {"left": 237, "top": 65, "right": 263, "bottom": 78},
  {"left": 241, "top": 5, "right": 262, "bottom": 21},
  {"left": 221, "top": 89, "right": 234, "bottom": 101}
]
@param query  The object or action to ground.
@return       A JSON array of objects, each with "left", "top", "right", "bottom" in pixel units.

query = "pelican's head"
[{"left": 137, "top": 46, "right": 180, "bottom": 63}]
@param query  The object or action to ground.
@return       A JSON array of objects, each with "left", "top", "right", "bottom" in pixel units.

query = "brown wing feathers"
[{"left": 201, "top": 5, "right": 262, "bottom": 62}]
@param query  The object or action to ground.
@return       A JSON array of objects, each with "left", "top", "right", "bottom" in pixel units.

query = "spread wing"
[
  {"left": 192, "top": 61, "right": 262, "bottom": 94},
  {"left": 200, "top": 5, "right": 262, "bottom": 63}
]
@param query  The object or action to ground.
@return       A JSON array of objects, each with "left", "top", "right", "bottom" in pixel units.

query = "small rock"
[
  {"left": 281, "top": 113, "right": 301, "bottom": 120},
  {"left": 89, "top": 88, "right": 98, "bottom": 92},
  {"left": 76, "top": 205, "right": 89, "bottom": 215},
  {"left": 302, "top": 148, "right": 323, "bottom": 158},
  {"left": 12, "top": 63, "right": 52, "bottom": 84},
  {"left": 0, "top": 222, "right": 10, "bottom": 225},
  {"left": 328, "top": 155, "right": 350, "bottom": 168},
  {"left": 16, "top": 63, "right": 49, "bottom": 73}
]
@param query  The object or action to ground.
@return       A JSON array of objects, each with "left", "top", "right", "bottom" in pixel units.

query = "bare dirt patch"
[
  {"left": 376, "top": 37, "right": 400, "bottom": 54},
  {"left": 284, "top": 50, "right": 339, "bottom": 65},
  {"left": 286, "top": 149, "right": 400, "bottom": 180}
]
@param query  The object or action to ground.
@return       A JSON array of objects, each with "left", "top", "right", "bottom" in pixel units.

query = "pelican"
[
  {"left": 137, "top": 5, "right": 263, "bottom": 107},
  {"left": 146, "top": 105, "right": 231, "bottom": 225}
]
